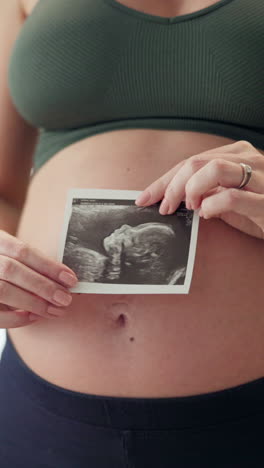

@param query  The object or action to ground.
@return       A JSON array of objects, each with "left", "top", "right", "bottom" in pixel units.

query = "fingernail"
[
  {"left": 47, "top": 306, "right": 67, "bottom": 317},
  {"left": 159, "top": 198, "right": 169, "bottom": 215},
  {"left": 53, "top": 290, "right": 72, "bottom": 306},
  {"left": 135, "top": 191, "right": 151, "bottom": 205},
  {"left": 29, "top": 314, "right": 40, "bottom": 321},
  {"left": 59, "top": 272, "right": 78, "bottom": 287}
]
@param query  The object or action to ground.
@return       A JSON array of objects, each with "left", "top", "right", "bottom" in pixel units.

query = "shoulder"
[{"left": 20, "top": 0, "right": 38, "bottom": 17}]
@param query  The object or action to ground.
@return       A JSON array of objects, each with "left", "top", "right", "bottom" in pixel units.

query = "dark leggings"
[{"left": 0, "top": 330, "right": 264, "bottom": 467}]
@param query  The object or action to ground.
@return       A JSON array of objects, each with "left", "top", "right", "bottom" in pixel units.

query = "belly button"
[
  {"left": 117, "top": 313, "right": 127, "bottom": 326},
  {"left": 110, "top": 302, "right": 130, "bottom": 326}
]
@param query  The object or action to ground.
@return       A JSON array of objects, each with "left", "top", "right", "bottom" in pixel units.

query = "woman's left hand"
[{"left": 135, "top": 140, "right": 264, "bottom": 240}]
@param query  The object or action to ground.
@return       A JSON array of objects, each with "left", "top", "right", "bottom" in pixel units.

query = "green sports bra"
[{"left": 8, "top": 0, "right": 264, "bottom": 174}]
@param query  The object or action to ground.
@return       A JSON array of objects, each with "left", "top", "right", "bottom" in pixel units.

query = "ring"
[{"left": 237, "top": 163, "right": 252, "bottom": 189}]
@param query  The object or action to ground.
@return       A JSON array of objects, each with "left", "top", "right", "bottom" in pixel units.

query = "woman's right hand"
[{"left": 0, "top": 229, "right": 78, "bottom": 329}]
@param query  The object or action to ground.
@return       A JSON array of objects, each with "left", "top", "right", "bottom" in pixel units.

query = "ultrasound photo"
[{"left": 57, "top": 189, "right": 200, "bottom": 294}]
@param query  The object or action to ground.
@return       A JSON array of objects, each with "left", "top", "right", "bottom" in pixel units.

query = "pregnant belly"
[{"left": 8, "top": 129, "right": 264, "bottom": 398}]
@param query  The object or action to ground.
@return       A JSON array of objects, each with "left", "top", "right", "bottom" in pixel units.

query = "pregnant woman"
[{"left": 0, "top": 0, "right": 263, "bottom": 466}]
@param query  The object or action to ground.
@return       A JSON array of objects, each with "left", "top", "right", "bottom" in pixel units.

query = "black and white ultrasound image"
[{"left": 62, "top": 198, "right": 193, "bottom": 286}]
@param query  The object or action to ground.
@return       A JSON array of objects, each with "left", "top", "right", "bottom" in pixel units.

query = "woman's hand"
[
  {"left": 135, "top": 140, "right": 264, "bottom": 240},
  {"left": 0, "top": 230, "right": 78, "bottom": 329}
]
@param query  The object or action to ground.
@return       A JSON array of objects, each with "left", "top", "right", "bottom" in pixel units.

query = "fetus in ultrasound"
[{"left": 66, "top": 222, "right": 186, "bottom": 285}]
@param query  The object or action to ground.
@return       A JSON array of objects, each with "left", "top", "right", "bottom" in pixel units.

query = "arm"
[
  {"left": 0, "top": 1, "right": 80, "bottom": 329},
  {"left": 0, "top": 0, "right": 39, "bottom": 235}
]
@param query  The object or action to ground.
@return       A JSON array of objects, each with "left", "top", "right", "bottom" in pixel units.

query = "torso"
[{"left": 9, "top": 0, "right": 264, "bottom": 398}]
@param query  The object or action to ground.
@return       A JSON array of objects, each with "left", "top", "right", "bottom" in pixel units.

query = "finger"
[
  {"left": 0, "top": 310, "right": 41, "bottom": 329},
  {"left": 161, "top": 153, "right": 260, "bottom": 215},
  {"left": 136, "top": 152, "right": 250, "bottom": 210},
  {"left": 185, "top": 159, "right": 262, "bottom": 211},
  {"left": 0, "top": 230, "right": 78, "bottom": 287},
  {"left": 0, "top": 280, "right": 69, "bottom": 318},
  {"left": 135, "top": 146, "right": 258, "bottom": 211},
  {"left": 135, "top": 162, "right": 184, "bottom": 206},
  {"left": 200, "top": 188, "right": 264, "bottom": 222},
  {"left": 0, "top": 255, "right": 74, "bottom": 309}
]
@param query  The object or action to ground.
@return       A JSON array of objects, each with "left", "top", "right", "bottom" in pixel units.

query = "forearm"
[{"left": 0, "top": 196, "right": 22, "bottom": 236}]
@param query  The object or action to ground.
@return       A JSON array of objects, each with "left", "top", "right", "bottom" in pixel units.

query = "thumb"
[{"left": 0, "top": 309, "right": 40, "bottom": 329}]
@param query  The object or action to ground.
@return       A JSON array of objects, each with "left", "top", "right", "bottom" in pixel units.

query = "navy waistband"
[{"left": 2, "top": 331, "right": 264, "bottom": 431}]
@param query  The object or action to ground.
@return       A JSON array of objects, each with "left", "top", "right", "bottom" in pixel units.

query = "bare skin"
[{"left": 8, "top": 0, "right": 264, "bottom": 398}]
